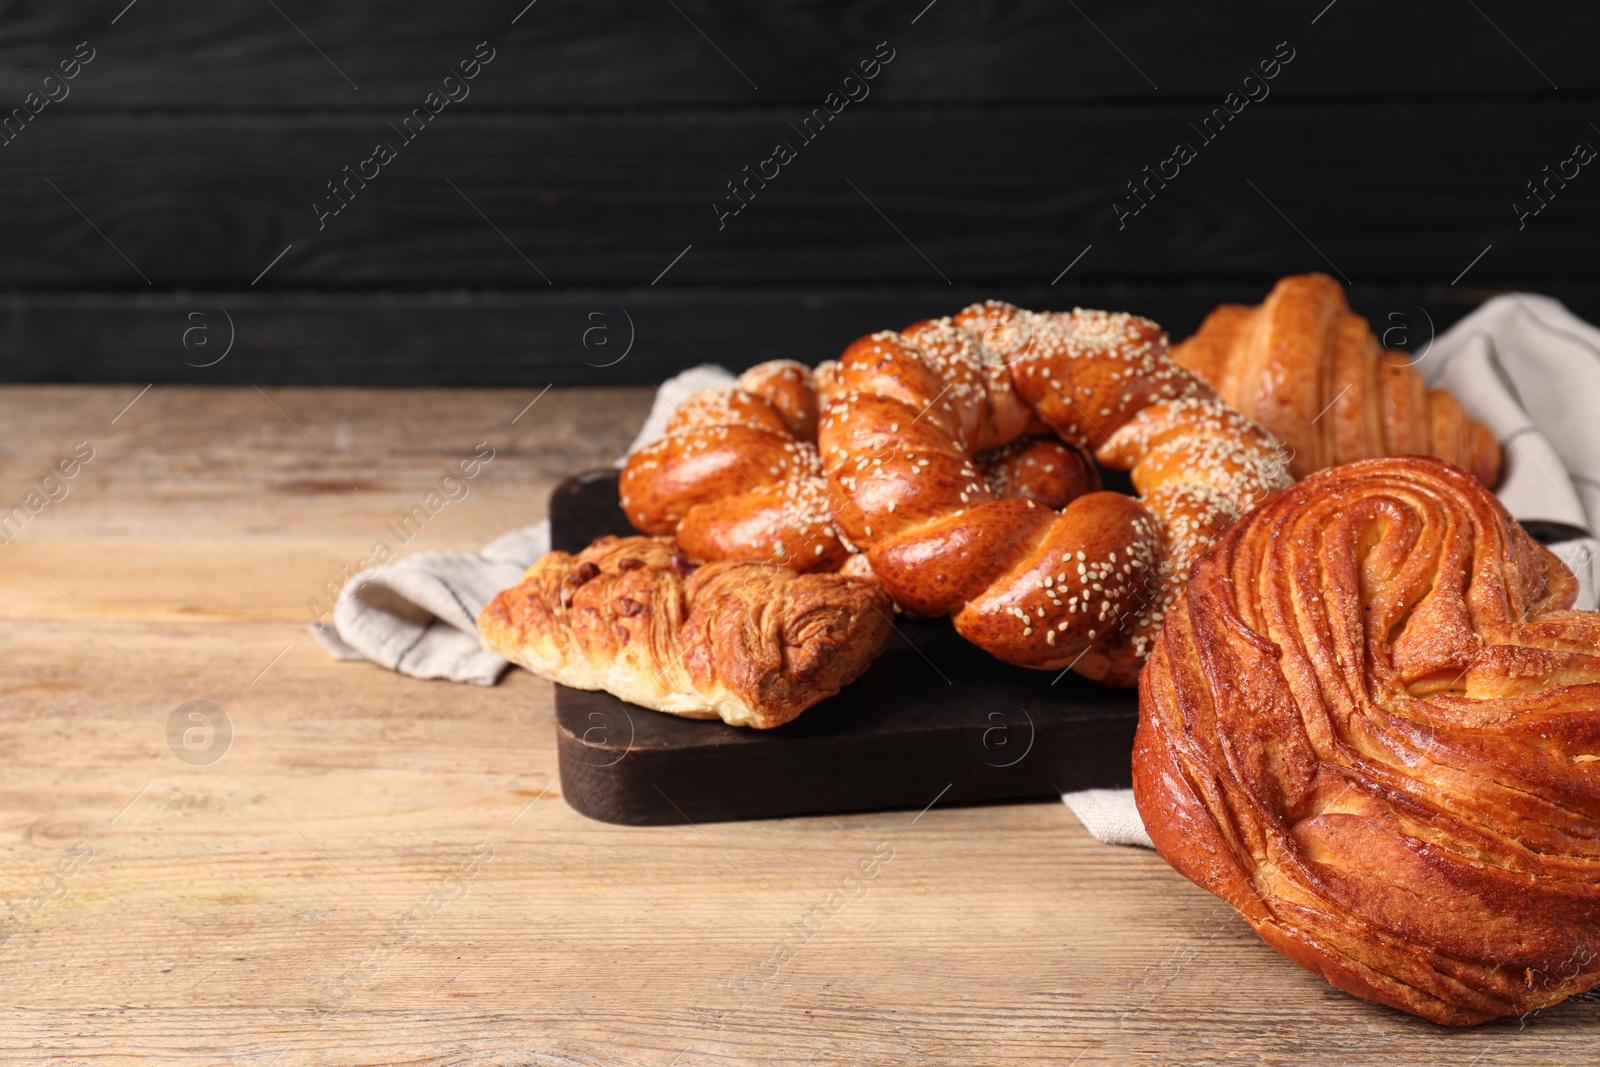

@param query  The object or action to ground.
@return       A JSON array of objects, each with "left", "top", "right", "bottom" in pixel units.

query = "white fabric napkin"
[
  {"left": 1062, "top": 789, "right": 1154, "bottom": 848},
  {"left": 311, "top": 525, "right": 552, "bottom": 684},
  {"left": 314, "top": 297, "right": 1599, "bottom": 848},
  {"left": 1421, "top": 294, "right": 1598, "bottom": 609}
]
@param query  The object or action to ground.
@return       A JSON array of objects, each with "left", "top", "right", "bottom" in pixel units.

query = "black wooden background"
[{"left": 0, "top": 0, "right": 1594, "bottom": 385}]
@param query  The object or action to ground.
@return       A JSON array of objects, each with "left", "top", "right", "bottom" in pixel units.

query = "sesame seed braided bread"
[
  {"left": 619, "top": 360, "right": 1102, "bottom": 575},
  {"left": 818, "top": 302, "right": 1293, "bottom": 685}
]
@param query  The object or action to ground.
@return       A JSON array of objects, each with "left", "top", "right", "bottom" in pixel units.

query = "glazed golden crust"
[
  {"left": 975, "top": 435, "right": 1101, "bottom": 509},
  {"left": 620, "top": 359, "right": 1105, "bottom": 580},
  {"left": 817, "top": 302, "right": 1291, "bottom": 684},
  {"left": 1171, "top": 273, "right": 1503, "bottom": 486},
  {"left": 619, "top": 360, "right": 849, "bottom": 573},
  {"left": 1133, "top": 456, "right": 1600, "bottom": 1025},
  {"left": 479, "top": 535, "right": 893, "bottom": 729}
]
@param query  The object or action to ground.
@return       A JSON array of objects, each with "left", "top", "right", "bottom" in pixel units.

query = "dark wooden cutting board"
[{"left": 550, "top": 470, "right": 1139, "bottom": 825}]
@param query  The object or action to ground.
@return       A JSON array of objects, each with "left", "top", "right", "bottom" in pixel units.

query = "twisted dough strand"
[
  {"left": 621, "top": 361, "right": 851, "bottom": 573},
  {"left": 818, "top": 302, "right": 1291, "bottom": 684},
  {"left": 621, "top": 358, "right": 1102, "bottom": 576},
  {"left": 1134, "top": 456, "right": 1600, "bottom": 1024}
]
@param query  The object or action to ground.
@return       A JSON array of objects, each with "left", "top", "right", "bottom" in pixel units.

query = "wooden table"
[{"left": 0, "top": 385, "right": 1589, "bottom": 1065}]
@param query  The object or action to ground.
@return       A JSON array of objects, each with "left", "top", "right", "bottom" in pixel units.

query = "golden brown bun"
[
  {"left": 479, "top": 536, "right": 893, "bottom": 729},
  {"left": 1133, "top": 456, "right": 1600, "bottom": 1025},
  {"left": 818, "top": 303, "right": 1292, "bottom": 685},
  {"left": 1172, "top": 273, "right": 1502, "bottom": 486}
]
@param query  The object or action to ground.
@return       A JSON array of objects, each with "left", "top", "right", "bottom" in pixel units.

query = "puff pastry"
[{"left": 480, "top": 535, "right": 893, "bottom": 729}]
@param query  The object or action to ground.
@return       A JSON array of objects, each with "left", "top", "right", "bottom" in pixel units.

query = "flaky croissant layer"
[
  {"left": 1172, "top": 273, "right": 1502, "bottom": 486},
  {"left": 479, "top": 536, "right": 893, "bottom": 729},
  {"left": 1134, "top": 455, "right": 1600, "bottom": 1025}
]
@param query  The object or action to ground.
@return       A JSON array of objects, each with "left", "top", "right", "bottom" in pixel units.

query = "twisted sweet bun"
[
  {"left": 480, "top": 535, "right": 893, "bottom": 729},
  {"left": 817, "top": 303, "right": 1292, "bottom": 684},
  {"left": 620, "top": 363, "right": 1103, "bottom": 575},
  {"left": 620, "top": 360, "right": 849, "bottom": 573},
  {"left": 1134, "top": 456, "right": 1600, "bottom": 1025},
  {"left": 1172, "top": 273, "right": 1502, "bottom": 486},
  {"left": 976, "top": 435, "right": 1101, "bottom": 508}
]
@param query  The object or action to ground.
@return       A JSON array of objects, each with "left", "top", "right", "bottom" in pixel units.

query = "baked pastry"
[
  {"left": 976, "top": 435, "right": 1101, "bottom": 508},
  {"left": 479, "top": 535, "right": 893, "bottom": 729},
  {"left": 620, "top": 360, "right": 849, "bottom": 573},
  {"left": 620, "top": 363, "right": 1102, "bottom": 573},
  {"left": 1172, "top": 273, "right": 1502, "bottom": 486},
  {"left": 1134, "top": 456, "right": 1600, "bottom": 1025},
  {"left": 818, "top": 303, "right": 1292, "bottom": 685}
]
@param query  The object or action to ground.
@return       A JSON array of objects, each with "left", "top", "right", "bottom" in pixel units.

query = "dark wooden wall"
[{"left": 0, "top": 1, "right": 1594, "bottom": 385}]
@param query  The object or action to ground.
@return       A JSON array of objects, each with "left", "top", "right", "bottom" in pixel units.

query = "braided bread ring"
[
  {"left": 1134, "top": 456, "right": 1600, "bottom": 1024},
  {"left": 818, "top": 302, "right": 1291, "bottom": 685},
  {"left": 621, "top": 362, "right": 1102, "bottom": 575}
]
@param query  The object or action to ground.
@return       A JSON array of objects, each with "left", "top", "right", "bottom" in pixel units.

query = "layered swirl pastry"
[{"left": 1134, "top": 456, "right": 1600, "bottom": 1024}]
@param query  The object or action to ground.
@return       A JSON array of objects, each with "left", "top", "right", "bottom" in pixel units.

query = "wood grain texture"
[
  {"left": 0, "top": 385, "right": 1592, "bottom": 1064},
  {"left": 0, "top": 0, "right": 1590, "bottom": 108},
  {"left": 0, "top": 0, "right": 1592, "bottom": 387},
  {"left": 4, "top": 282, "right": 1564, "bottom": 387},
  {"left": 2, "top": 102, "right": 1597, "bottom": 289}
]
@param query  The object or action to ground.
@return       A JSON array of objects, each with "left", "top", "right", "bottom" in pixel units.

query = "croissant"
[
  {"left": 478, "top": 535, "right": 893, "bottom": 729},
  {"left": 1134, "top": 456, "right": 1600, "bottom": 1025},
  {"left": 1171, "top": 273, "right": 1502, "bottom": 486},
  {"left": 818, "top": 303, "right": 1292, "bottom": 685}
]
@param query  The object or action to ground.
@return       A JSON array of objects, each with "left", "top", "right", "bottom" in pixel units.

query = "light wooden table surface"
[{"left": 0, "top": 385, "right": 1589, "bottom": 1066}]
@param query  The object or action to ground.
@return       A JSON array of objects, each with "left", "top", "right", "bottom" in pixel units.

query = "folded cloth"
[
  {"left": 311, "top": 525, "right": 551, "bottom": 685},
  {"left": 1062, "top": 789, "right": 1154, "bottom": 848},
  {"left": 309, "top": 366, "right": 737, "bottom": 684},
  {"left": 1421, "top": 294, "right": 1598, "bottom": 610}
]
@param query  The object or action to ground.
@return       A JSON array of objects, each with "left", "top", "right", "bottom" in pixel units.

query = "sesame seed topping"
[{"left": 633, "top": 300, "right": 1288, "bottom": 683}]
